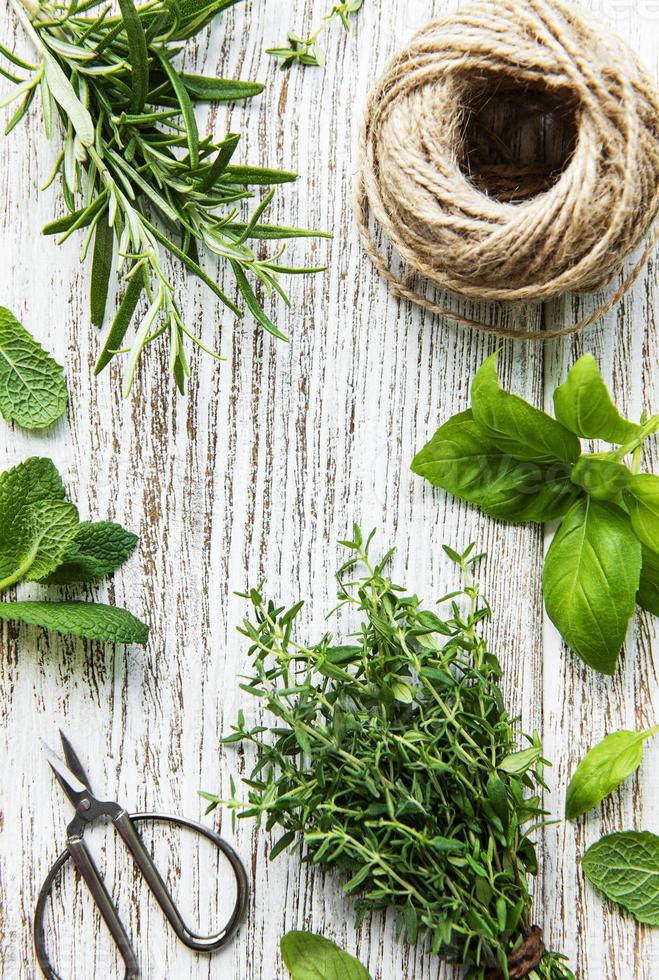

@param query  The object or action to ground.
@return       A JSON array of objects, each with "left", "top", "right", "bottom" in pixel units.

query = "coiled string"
[{"left": 356, "top": 0, "right": 659, "bottom": 339}]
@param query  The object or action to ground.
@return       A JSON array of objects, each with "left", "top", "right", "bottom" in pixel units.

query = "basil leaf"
[
  {"left": 471, "top": 353, "right": 581, "bottom": 465},
  {"left": 280, "top": 931, "right": 372, "bottom": 980},
  {"left": 41, "top": 521, "right": 139, "bottom": 584},
  {"left": 582, "top": 831, "right": 659, "bottom": 926},
  {"left": 638, "top": 546, "right": 659, "bottom": 616},
  {"left": 625, "top": 474, "right": 659, "bottom": 553},
  {"left": 553, "top": 355, "right": 640, "bottom": 444},
  {"left": 0, "top": 307, "right": 67, "bottom": 429},
  {"left": 542, "top": 498, "right": 641, "bottom": 673},
  {"left": 566, "top": 727, "right": 658, "bottom": 819},
  {"left": 570, "top": 457, "right": 631, "bottom": 502},
  {"left": 411, "top": 411, "right": 579, "bottom": 523},
  {"left": 0, "top": 600, "right": 149, "bottom": 645}
]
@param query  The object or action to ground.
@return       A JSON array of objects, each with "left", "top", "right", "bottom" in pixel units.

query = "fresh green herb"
[
  {"left": 0, "top": 456, "right": 146, "bottom": 644},
  {"left": 281, "top": 931, "right": 371, "bottom": 980},
  {"left": 0, "top": 306, "right": 67, "bottom": 429},
  {"left": 267, "top": 1, "right": 364, "bottom": 68},
  {"left": 2, "top": 0, "right": 328, "bottom": 395},
  {"left": 638, "top": 546, "right": 659, "bottom": 616},
  {"left": 0, "top": 599, "right": 148, "bottom": 644},
  {"left": 565, "top": 727, "right": 659, "bottom": 820},
  {"left": 582, "top": 831, "right": 659, "bottom": 926},
  {"left": 206, "top": 530, "right": 573, "bottom": 979},
  {"left": 412, "top": 353, "right": 659, "bottom": 674}
]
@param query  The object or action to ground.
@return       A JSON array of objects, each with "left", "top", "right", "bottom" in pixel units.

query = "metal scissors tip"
[{"left": 41, "top": 736, "right": 90, "bottom": 807}]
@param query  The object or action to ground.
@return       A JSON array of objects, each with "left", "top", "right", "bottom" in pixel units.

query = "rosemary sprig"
[
  {"left": 1, "top": 0, "right": 328, "bottom": 394},
  {"left": 205, "top": 529, "right": 574, "bottom": 980},
  {"left": 266, "top": 0, "right": 364, "bottom": 69}
]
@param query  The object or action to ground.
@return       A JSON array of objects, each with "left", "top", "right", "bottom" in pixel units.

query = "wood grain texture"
[{"left": 0, "top": 0, "right": 656, "bottom": 977}]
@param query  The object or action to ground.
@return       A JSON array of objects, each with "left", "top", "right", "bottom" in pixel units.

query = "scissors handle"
[
  {"left": 113, "top": 810, "right": 246, "bottom": 952},
  {"left": 34, "top": 812, "right": 249, "bottom": 980},
  {"left": 67, "top": 837, "right": 140, "bottom": 980}
]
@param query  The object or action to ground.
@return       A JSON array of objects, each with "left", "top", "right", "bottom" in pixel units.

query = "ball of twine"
[{"left": 356, "top": 0, "right": 659, "bottom": 340}]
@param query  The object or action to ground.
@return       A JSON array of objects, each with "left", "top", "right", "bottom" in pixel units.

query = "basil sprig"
[
  {"left": 281, "top": 931, "right": 371, "bottom": 980},
  {"left": 565, "top": 727, "right": 659, "bottom": 819},
  {"left": 412, "top": 353, "right": 659, "bottom": 674}
]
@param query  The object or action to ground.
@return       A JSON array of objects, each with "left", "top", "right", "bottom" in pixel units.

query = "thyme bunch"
[
  {"left": 206, "top": 530, "right": 574, "bottom": 980},
  {"left": 1, "top": 0, "right": 327, "bottom": 393},
  {"left": 267, "top": 1, "right": 364, "bottom": 68}
]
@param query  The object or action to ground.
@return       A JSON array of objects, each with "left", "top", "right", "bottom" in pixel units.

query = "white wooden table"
[{"left": 0, "top": 1, "right": 657, "bottom": 977}]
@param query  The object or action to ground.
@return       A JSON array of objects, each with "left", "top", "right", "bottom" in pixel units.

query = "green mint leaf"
[
  {"left": 625, "top": 474, "right": 659, "bottom": 553},
  {"left": 280, "top": 931, "right": 372, "bottom": 980},
  {"left": 638, "top": 546, "right": 659, "bottom": 616},
  {"left": 0, "top": 307, "right": 67, "bottom": 429},
  {"left": 582, "top": 831, "right": 659, "bottom": 926},
  {"left": 0, "top": 458, "right": 69, "bottom": 582},
  {"left": 571, "top": 457, "right": 631, "bottom": 502},
  {"left": 0, "top": 457, "right": 65, "bottom": 524},
  {"left": 566, "top": 727, "right": 658, "bottom": 819},
  {"left": 41, "top": 521, "right": 139, "bottom": 584},
  {"left": 471, "top": 353, "right": 581, "bottom": 465},
  {"left": 0, "top": 600, "right": 149, "bottom": 645},
  {"left": 411, "top": 410, "right": 579, "bottom": 523},
  {"left": 542, "top": 498, "right": 641, "bottom": 673},
  {"left": 0, "top": 500, "right": 79, "bottom": 588},
  {"left": 553, "top": 355, "right": 640, "bottom": 444}
]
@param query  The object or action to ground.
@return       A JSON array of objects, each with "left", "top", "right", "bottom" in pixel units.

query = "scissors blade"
[
  {"left": 59, "top": 730, "right": 93, "bottom": 793},
  {"left": 41, "top": 740, "right": 89, "bottom": 808}
]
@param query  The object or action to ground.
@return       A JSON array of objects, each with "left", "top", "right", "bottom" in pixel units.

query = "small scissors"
[{"left": 34, "top": 732, "right": 248, "bottom": 980}]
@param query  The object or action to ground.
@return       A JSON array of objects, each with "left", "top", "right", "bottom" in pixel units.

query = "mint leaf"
[
  {"left": 0, "top": 600, "right": 149, "bottom": 644},
  {"left": 566, "top": 727, "right": 658, "bottom": 819},
  {"left": 42, "top": 521, "right": 139, "bottom": 583},
  {"left": 638, "top": 546, "right": 659, "bottom": 616},
  {"left": 542, "top": 498, "right": 642, "bottom": 673},
  {"left": 0, "top": 307, "right": 67, "bottom": 429},
  {"left": 553, "top": 355, "right": 640, "bottom": 444},
  {"left": 280, "top": 931, "right": 372, "bottom": 980},
  {"left": 0, "top": 457, "right": 66, "bottom": 539},
  {"left": 411, "top": 410, "right": 579, "bottom": 522},
  {"left": 0, "top": 500, "right": 79, "bottom": 590},
  {"left": 471, "top": 353, "right": 581, "bottom": 465},
  {"left": 582, "top": 831, "right": 659, "bottom": 926},
  {"left": 625, "top": 474, "right": 659, "bottom": 553}
]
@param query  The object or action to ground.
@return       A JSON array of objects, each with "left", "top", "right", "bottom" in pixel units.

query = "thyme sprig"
[
  {"left": 266, "top": 1, "right": 364, "bottom": 69},
  {"left": 205, "top": 530, "right": 574, "bottom": 980},
  {"left": 1, "top": 0, "right": 327, "bottom": 394}
]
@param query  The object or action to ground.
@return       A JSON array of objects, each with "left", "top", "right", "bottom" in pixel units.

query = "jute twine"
[{"left": 356, "top": 0, "right": 659, "bottom": 340}]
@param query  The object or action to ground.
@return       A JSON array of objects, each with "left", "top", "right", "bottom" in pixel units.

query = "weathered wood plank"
[{"left": 0, "top": 0, "right": 656, "bottom": 977}]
